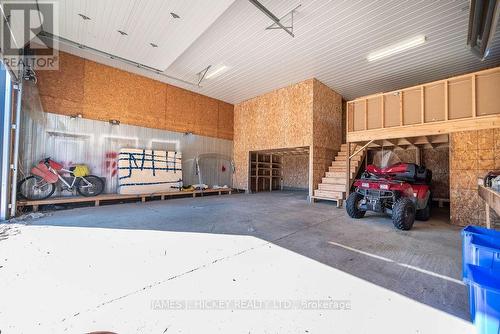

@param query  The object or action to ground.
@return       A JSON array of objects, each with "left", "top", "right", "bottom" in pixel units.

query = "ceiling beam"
[{"left": 249, "top": 0, "right": 295, "bottom": 37}]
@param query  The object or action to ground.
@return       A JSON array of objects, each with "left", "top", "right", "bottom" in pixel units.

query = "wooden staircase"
[{"left": 312, "top": 143, "right": 366, "bottom": 207}]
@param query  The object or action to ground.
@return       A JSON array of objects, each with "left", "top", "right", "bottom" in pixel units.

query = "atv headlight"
[
  {"left": 380, "top": 184, "right": 389, "bottom": 190},
  {"left": 361, "top": 182, "right": 369, "bottom": 188}
]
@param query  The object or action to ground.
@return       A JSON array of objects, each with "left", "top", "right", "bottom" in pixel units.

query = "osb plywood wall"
[
  {"left": 282, "top": 154, "right": 309, "bottom": 190},
  {"left": 233, "top": 79, "right": 314, "bottom": 190},
  {"left": 450, "top": 129, "right": 500, "bottom": 226},
  {"left": 36, "top": 51, "right": 234, "bottom": 140},
  {"left": 367, "top": 147, "right": 450, "bottom": 199},
  {"left": 233, "top": 79, "right": 343, "bottom": 194},
  {"left": 312, "top": 80, "right": 343, "bottom": 193}
]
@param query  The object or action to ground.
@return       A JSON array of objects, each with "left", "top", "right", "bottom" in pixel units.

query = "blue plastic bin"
[
  {"left": 464, "top": 264, "right": 500, "bottom": 334},
  {"left": 462, "top": 226, "right": 500, "bottom": 278}
]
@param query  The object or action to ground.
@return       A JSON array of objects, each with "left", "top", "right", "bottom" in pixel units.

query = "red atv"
[{"left": 346, "top": 160, "right": 432, "bottom": 230}]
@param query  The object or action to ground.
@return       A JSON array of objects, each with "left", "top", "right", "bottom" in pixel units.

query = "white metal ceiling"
[
  {"left": 50, "top": 0, "right": 500, "bottom": 103},
  {"left": 43, "top": 0, "right": 235, "bottom": 70}
]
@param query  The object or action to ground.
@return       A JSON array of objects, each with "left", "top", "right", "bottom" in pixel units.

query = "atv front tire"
[
  {"left": 346, "top": 192, "right": 366, "bottom": 219},
  {"left": 392, "top": 197, "right": 416, "bottom": 230}
]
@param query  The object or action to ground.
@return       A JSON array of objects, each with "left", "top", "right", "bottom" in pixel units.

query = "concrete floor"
[{"left": 0, "top": 191, "right": 472, "bottom": 333}]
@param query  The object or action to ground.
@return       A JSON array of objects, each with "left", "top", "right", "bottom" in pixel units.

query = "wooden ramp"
[{"left": 18, "top": 188, "right": 233, "bottom": 212}]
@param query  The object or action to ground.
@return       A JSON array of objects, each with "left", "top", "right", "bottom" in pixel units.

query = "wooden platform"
[
  {"left": 17, "top": 188, "right": 233, "bottom": 212},
  {"left": 310, "top": 195, "right": 343, "bottom": 208}
]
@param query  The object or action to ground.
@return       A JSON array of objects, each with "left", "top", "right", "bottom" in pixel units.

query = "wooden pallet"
[
  {"left": 17, "top": 188, "right": 233, "bottom": 212},
  {"left": 431, "top": 197, "right": 450, "bottom": 208}
]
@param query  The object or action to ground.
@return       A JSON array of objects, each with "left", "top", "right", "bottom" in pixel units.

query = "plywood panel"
[
  {"left": 367, "top": 97, "right": 381, "bottom": 129},
  {"left": 193, "top": 94, "right": 218, "bottom": 137},
  {"left": 476, "top": 71, "right": 500, "bottom": 116},
  {"left": 384, "top": 93, "right": 400, "bottom": 127},
  {"left": 353, "top": 100, "right": 365, "bottom": 131},
  {"left": 36, "top": 52, "right": 85, "bottom": 116},
  {"left": 233, "top": 79, "right": 323, "bottom": 191},
  {"left": 312, "top": 79, "right": 342, "bottom": 149},
  {"left": 35, "top": 51, "right": 233, "bottom": 140},
  {"left": 83, "top": 60, "right": 132, "bottom": 122},
  {"left": 403, "top": 88, "right": 421, "bottom": 125},
  {"left": 126, "top": 75, "right": 166, "bottom": 130},
  {"left": 448, "top": 77, "right": 472, "bottom": 120},
  {"left": 424, "top": 82, "right": 445, "bottom": 122},
  {"left": 39, "top": 95, "right": 83, "bottom": 117},
  {"left": 165, "top": 85, "right": 194, "bottom": 133},
  {"left": 347, "top": 103, "right": 354, "bottom": 132},
  {"left": 217, "top": 101, "right": 234, "bottom": 140}
]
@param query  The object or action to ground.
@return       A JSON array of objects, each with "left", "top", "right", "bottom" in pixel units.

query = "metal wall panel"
[{"left": 19, "top": 83, "right": 233, "bottom": 197}]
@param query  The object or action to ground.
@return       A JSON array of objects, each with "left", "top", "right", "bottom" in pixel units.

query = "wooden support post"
[
  {"left": 380, "top": 95, "right": 385, "bottom": 128},
  {"left": 399, "top": 92, "right": 404, "bottom": 126},
  {"left": 95, "top": 200, "right": 100, "bottom": 207},
  {"left": 420, "top": 86, "right": 425, "bottom": 124},
  {"left": 192, "top": 192, "right": 196, "bottom": 198},
  {"left": 269, "top": 154, "right": 273, "bottom": 192},
  {"left": 444, "top": 80, "right": 448, "bottom": 121},
  {"left": 256, "top": 153, "right": 259, "bottom": 193},
  {"left": 141, "top": 196, "right": 146, "bottom": 203},
  {"left": 472, "top": 74, "right": 476, "bottom": 117},
  {"left": 346, "top": 103, "right": 350, "bottom": 139},
  {"left": 415, "top": 147, "right": 421, "bottom": 165},
  {"left": 32, "top": 205, "right": 38, "bottom": 212},
  {"left": 346, "top": 142, "right": 351, "bottom": 197},
  {"left": 160, "top": 195, "right": 165, "bottom": 200},
  {"left": 364, "top": 99, "right": 368, "bottom": 130}
]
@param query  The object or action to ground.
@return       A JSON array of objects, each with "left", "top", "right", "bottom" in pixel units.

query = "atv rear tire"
[
  {"left": 416, "top": 200, "right": 431, "bottom": 221},
  {"left": 392, "top": 197, "right": 416, "bottom": 230},
  {"left": 346, "top": 192, "right": 366, "bottom": 219}
]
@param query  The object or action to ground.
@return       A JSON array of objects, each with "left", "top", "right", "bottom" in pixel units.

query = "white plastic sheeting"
[{"left": 19, "top": 82, "right": 233, "bottom": 196}]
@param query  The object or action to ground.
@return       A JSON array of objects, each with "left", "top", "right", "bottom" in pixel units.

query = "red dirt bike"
[
  {"left": 18, "top": 158, "right": 104, "bottom": 200},
  {"left": 346, "top": 152, "right": 432, "bottom": 231}
]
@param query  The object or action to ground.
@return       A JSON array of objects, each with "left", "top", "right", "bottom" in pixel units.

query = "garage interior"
[{"left": 0, "top": 0, "right": 500, "bottom": 333}]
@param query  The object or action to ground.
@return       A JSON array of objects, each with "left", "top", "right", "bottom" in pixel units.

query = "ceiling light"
[
  {"left": 150, "top": 43, "right": 158, "bottom": 48},
  {"left": 117, "top": 30, "right": 128, "bottom": 36},
  {"left": 205, "top": 65, "right": 229, "bottom": 79},
  {"left": 367, "top": 35, "right": 426, "bottom": 62},
  {"left": 78, "top": 13, "right": 91, "bottom": 20},
  {"left": 170, "top": 12, "right": 180, "bottom": 19}
]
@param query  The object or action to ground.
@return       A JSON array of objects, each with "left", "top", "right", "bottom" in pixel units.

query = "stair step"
[
  {"left": 322, "top": 177, "right": 347, "bottom": 184},
  {"left": 331, "top": 159, "right": 362, "bottom": 165},
  {"left": 326, "top": 171, "right": 355, "bottom": 178},
  {"left": 314, "top": 190, "right": 344, "bottom": 199},
  {"left": 329, "top": 164, "right": 358, "bottom": 171},
  {"left": 335, "top": 155, "right": 363, "bottom": 162},
  {"left": 318, "top": 183, "right": 345, "bottom": 192}
]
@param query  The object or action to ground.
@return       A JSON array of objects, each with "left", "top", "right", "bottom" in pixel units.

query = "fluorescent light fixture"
[
  {"left": 206, "top": 65, "right": 229, "bottom": 79},
  {"left": 367, "top": 35, "right": 426, "bottom": 62}
]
